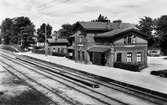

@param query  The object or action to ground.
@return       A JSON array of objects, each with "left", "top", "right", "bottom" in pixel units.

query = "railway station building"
[{"left": 68, "top": 22, "right": 148, "bottom": 70}]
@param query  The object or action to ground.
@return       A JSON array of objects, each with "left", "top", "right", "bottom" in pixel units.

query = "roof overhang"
[
  {"left": 87, "top": 45, "right": 111, "bottom": 53},
  {"left": 95, "top": 28, "right": 148, "bottom": 40}
]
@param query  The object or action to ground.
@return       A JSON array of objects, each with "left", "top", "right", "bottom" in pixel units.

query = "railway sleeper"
[
  {"left": 16, "top": 55, "right": 167, "bottom": 102},
  {"left": 60, "top": 73, "right": 100, "bottom": 88},
  {"left": 16, "top": 56, "right": 100, "bottom": 89}
]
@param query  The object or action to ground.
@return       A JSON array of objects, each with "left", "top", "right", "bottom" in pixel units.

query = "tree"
[
  {"left": 37, "top": 23, "right": 52, "bottom": 42},
  {"left": 20, "top": 25, "right": 35, "bottom": 48},
  {"left": 1, "top": 18, "right": 13, "bottom": 44},
  {"left": 137, "top": 16, "right": 155, "bottom": 47},
  {"left": 12, "top": 16, "right": 35, "bottom": 45},
  {"left": 58, "top": 24, "right": 74, "bottom": 39},
  {"left": 91, "top": 14, "right": 110, "bottom": 22},
  {"left": 155, "top": 15, "right": 167, "bottom": 54},
  {"left": 1, "top": 16, "right": 35, "bottom": 47}
]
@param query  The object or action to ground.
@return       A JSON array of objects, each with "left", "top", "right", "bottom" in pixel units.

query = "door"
[
  {"left": 116, "top": 53, "right": 122, "bottom": 62},
  {"left": 92, "top": 52, "right": 102, "bottom": 65}
]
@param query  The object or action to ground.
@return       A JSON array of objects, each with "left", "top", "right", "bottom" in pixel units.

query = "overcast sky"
[{"left": 0, "top": 0, "right": 166, "bottom": 30}]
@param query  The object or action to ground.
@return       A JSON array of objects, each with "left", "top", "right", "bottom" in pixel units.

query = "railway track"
[
  {"left": 0, "top": 51, "right": 129, "bottom": 105},
  {"left": 1, "top": 50, "right": 167, "bottom": 105},
  {"left": 16, "top": 55, "right": 167, "bottom": 105},
  {"left": 1, "top": 65, "right": 79, "bottom": 105}
]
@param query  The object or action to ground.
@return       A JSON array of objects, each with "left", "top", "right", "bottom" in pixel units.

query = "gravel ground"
[{"left": 0, "top": 65, "right": 56, "bottom": 105}]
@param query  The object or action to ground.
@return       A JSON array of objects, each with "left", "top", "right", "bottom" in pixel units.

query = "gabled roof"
[
  {"left": 95, "top": 27, "right": 147, "bottom": 39},
  {"left": 47, "top": 38, "right": 68, "bottom": 44},
  {"left": 75, "top": 22, "right": 119, "bottom": 31},
  {"left": 75, "top": 22, "right": 136, "bottom": 32}
]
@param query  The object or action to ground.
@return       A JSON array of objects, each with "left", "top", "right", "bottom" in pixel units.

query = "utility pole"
[{"left": 45, "top": 24, "right": 47, "bottom": 56}]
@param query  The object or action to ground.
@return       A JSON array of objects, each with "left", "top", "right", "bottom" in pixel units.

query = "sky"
[{"left": 0, "top": 0, "right": 166, "bottom": 30}]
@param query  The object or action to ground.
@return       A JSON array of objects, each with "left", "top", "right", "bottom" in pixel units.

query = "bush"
[
  {"left": 114, "top": 62, "right": 144, "bottom": 72},
  {"left": 151, "top": 70, "right": 167, "bottom": 77},
  {"left": 32, "top": 48, "right": 45, "bottom": 54}
]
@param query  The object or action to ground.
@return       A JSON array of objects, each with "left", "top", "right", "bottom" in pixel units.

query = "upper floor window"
[
  {"left": 79, "top": 37, "right": 82, "bottom": 43},
  {"left": 53, "top": 48, "right": 56, "bottom": 52},
  {"left": 124, "top": 35, "right": 136, "bottom": 44},
  {"left": 58, "top": 48, "right": 60, "bottom": 53},
  {"left": 132, "top": 35, "right": 136, "bottom": 44},
  {"left": 127, "top": 36, "right": 132, "bottom": 44}
]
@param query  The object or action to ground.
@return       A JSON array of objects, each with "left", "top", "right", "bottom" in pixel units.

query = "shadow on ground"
[{"left": 0, "top": 69, "right": 56, "bottom": 105}]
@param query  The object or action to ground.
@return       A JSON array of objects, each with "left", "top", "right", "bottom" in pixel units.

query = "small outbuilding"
[
  {"left": 47, "top": 38, "right": 68, "bottom": 56},
  {"left": 148, "top": 48, "right": 161, "bottom": 56}
]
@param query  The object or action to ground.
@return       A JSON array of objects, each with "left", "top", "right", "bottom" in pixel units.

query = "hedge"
[
  {"left": 32, "top": 49, "right": 45, "bottom": 54},
  {"left": 114, "top": 62, "right": 144, "bottom": 72}
]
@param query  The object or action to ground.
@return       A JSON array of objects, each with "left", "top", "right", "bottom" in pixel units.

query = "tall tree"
[
  {"left": 155, "top": 15, "right": 167, "bottom": 54},
  {"left": 137, "top": 16, "right": 155, "bottom": 47},
  {"left": 12, "top": 16, "right": 35, "bottom": 45},
  {"left": 37, "top": 23, "right": 52, "bottom": 42},
  {"left": 20, "top": 25, "right": 35, "bottom": 48},
  {"left": 58, "top": 24, "right": 74, "bottom": 39},
  {"left": 91, "top": 14, "right": 110, "bottom": 22},
  {"left": 1, "top": 16, "right": 35, "bottom": 47},
  {"left": 1, "top": 18, "right": 13, "bottom": 44}
]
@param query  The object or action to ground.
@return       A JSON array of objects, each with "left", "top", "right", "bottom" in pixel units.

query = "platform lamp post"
[{"left": 44, "top": 24, "right": 47, "bottom": 56}]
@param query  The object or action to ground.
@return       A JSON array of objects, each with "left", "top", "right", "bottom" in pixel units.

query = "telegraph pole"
[{"left": 45, "top": 24, "right": 47, "bottom": 56}]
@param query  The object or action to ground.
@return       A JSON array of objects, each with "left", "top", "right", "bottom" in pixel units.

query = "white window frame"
[
  {"left": 127, "top": 52, "right": 132, "bottom": 63},
  {"left": 137, "top": 52, "right": 142, "bottom": 63}
]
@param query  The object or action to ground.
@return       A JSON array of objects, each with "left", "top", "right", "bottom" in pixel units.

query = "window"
[
  {"left": 116, "top": 53, "right": 122, "bottom": 62},
  {"left": 78, "top": 36, "right": 82, "bottom": 43},
  {"left": 127, "top": 52, "right": 132, "bottom": 63},
  {"left": 132, "top": 35, "right": 136, "bottom": 44},
  {"left": 53, "top": 48, "right": 56, "bottom": 52},
  {"left": 137, "top": 52, "right": 142, "bottom": 63},
  {"left": 127, "top": 36, "right": 132, "bottom": 44},
  {"left": 58, "top": 48, "right": 60, "bottom": 53},
  {"left": 124, "top": 37, "right": 127, "bottom": 44},
  {"left": 82, "top": 51, "right": 85, "bottom": 61},
  {"left": 78, "top": 51, "right": 80, "bottom": 60},
  {"left": 79, "top": 37, "right": 82, "bottom": 43},
  {"left": 151, "top": 50, "right": 157, "bottom": 53},
  {"left": 124, "top": 35, "right": 136, "bottom": 44},
  {"left": 61, "top": 48, "right": 64, "bottom": 54}
]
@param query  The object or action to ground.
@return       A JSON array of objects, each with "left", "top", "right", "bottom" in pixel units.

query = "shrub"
[
  {"left": 114, "top": 62, "right": 144, "bottom": 72},
  {"left": 32, "top": 48, "right": 45, "bottom": 54},
  {"left": 151, "top": 70, "right": 167, "bottom": 77}
]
